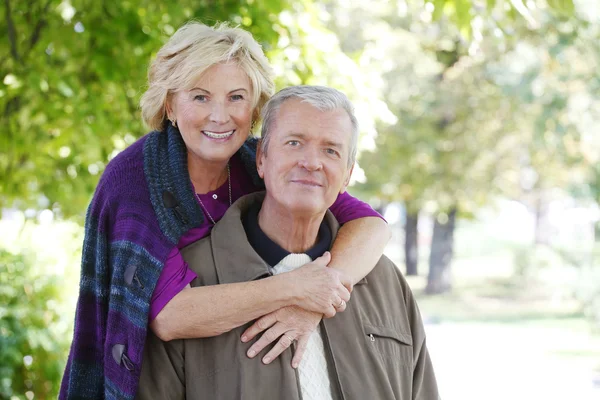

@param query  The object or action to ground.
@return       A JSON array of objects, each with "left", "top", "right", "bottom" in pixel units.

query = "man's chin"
[{"left": 283, "top": 201, "right": 327, "bottom": 217}]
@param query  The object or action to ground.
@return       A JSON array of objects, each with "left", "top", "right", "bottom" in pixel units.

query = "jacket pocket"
[{"left": 364, "top": 323, "right": 413, "bottom": 369}]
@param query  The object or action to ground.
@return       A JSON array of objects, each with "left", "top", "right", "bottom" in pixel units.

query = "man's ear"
[
  {"left": 256, "top": 139, "right": 265, "bottom": 179},
  {"left": 340, "top": 163, "right": 354, "bottom": 194}
]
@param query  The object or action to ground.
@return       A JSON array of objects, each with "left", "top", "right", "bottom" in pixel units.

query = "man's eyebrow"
[
  {"left": 284, "top": 133, "right": 343, "bottom": 148},
  {"left": 284, "top": 132, "right": 307, "bottom": 139},
  {"left": 323, "top": 139, "right": 343, "bottom": 148}
]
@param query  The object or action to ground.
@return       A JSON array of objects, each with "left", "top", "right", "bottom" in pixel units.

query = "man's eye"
[
  {"left": 287, "top": 140, "right": 300, "bottom": 146},
  {"left": 194, "top": 95, "right": 207, "bottom": 102}
]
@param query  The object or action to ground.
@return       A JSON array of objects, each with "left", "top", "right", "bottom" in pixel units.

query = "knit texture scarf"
[{"left": 60, "top": 124, "right": 262, "bottom": 399}]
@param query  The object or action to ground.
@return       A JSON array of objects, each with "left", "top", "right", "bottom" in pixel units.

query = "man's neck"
[{"left": 258, "top": 197, "right": 325, "bottom": 254}]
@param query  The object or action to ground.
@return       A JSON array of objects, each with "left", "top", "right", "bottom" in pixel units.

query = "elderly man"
[{"left": 137, "top": 86, "right": 439, "bottom": 400}]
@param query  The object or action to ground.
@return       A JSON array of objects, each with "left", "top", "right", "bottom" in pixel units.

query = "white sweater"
[{"left": 272, "top": 254, "right": 334, "bottom": 400}]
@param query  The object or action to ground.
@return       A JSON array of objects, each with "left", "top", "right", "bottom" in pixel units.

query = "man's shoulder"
[
  {"left": 181, "top": 235, "right": 213, "bottom": 261},
  {"left": 365, "top": 255, "right": 413, "bottom": 296}
]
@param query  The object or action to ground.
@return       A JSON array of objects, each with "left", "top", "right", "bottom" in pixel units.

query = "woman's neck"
[{"left": 187, "top": 153, "right": 229, "bottom": 194}]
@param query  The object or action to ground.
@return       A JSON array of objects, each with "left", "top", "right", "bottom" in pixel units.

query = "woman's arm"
[
  {"left": 150, "top": 255, "right": 352, "bottom": 341},
  {"left": 327, "top": 191, "right": 391, "bottom": 285},
  {"left": 328, "top": 216, "right": 391, "bottom": 287}
]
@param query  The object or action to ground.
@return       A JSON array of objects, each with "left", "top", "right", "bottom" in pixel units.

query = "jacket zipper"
[{"left": 321, "top": 322, "right": 346, "bottom": 400}]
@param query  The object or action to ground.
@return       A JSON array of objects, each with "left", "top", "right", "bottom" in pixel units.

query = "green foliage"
[
  {"left": 432, "top": 0, "right": 576, "bottom": 38},
  {"left": 1, "top": 0, "right": 360, "bottom": 221},
  {"left": 0, "top": 248, "right": 70, "bottom": 399}
]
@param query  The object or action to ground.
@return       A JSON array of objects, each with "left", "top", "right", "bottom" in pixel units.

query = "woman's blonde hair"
[{"left": 140, "top": 21, "right": 275, "bottom": 131}]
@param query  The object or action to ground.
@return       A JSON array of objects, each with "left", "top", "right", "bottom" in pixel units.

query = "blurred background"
[{"left": 1, "top": 0, "right": 599, "bottom": 399}]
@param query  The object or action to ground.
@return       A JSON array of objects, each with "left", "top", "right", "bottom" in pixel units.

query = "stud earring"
[{"left": 171, "top": 119, "right": 177, "bottom": 128}]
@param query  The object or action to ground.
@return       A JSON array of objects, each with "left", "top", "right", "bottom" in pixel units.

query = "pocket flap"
[{"left": 364, "top": 324, "right": 413, "bottom": 346}]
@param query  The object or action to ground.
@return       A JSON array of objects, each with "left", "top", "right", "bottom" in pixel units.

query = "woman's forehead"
[{"left": 191, "top": 63, "right": 251, "bottom": 89}]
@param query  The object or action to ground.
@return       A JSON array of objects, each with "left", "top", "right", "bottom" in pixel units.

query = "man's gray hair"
[{"left": 260, "top": 85, "right": 359, "bottom": 167}]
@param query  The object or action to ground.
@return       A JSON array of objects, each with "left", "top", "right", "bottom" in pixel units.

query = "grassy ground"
[{"left": 384, "top": 222, "right": 600, "bottom": 400}]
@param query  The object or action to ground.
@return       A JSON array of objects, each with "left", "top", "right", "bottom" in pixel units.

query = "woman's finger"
[
  {"left": 241, "top": 312, "right": 277, "bottom": 343},
  {"left": 338, "top": 285, "right": 351, "bottom": 302},
  {"left": 323, "top": 305, "right": 336, "bottom": 319},
  {"left": 334, "top": 298, "right": 347, "bottom": 313},
  {"left": 291, "top": 335, "right": 310, "bottom": 368},
  {"left": 311, "top": 251, "right": 331, "bottom": 267},
  {"left": 338, "top": 273, "right": 354, "bottom": 293},
  {"left": 246, "top": 322, "right": 286, "bottom": 359},
  {"left": 262, "top": 332, "right": 296, "bottom": 365}
]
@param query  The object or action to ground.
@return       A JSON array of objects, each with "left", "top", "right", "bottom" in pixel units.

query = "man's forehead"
[{"left": 273, "top": 100, "right": 352, "bottom": 136}]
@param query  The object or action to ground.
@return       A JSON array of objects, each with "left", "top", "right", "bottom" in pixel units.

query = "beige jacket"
[{"left": 137, "top": 193, "right": 439, "bottom": 400}]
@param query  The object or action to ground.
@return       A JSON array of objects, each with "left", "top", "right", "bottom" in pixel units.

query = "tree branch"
[
  {"left": 26, "top": 0, "right": 52, "bottom": 56},
  {"left": 5, "top": 0, "right": 21, "bottom": 62}
]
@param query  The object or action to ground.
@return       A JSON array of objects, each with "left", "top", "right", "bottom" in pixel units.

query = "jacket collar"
[
  {"left": 242, "top": 201, "right": 332, "bottom": 267},
  {"left": 210, "top": 192, "right": 340, "bottom": 284}
]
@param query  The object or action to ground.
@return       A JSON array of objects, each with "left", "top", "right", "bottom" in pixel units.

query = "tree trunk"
[
  {"left": 404, "top": 211, "right": 419, "bottom": 276},
  {"left": 534, "top": 192, "right": 551, "bottom": 245},
  {"left": 426, "top": 208, "right": 457, "bottom": 294}
]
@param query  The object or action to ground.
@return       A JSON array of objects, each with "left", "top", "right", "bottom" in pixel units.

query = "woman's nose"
[{"left": 210, "top": 102, "right": 230, "bottom": 124}]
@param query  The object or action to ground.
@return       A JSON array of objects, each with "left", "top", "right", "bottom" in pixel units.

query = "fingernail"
[
  {"left": 263, "top": 356, "right": 271, "bottom": 364},
  {"left": 241, "top": 335, "right": 247, "bottom": 342},
  {"left": 248, "top": 349, "right": 255, "bottom": 357}
]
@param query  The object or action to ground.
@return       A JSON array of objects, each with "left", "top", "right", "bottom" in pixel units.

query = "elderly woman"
[{"left": 60, "top": 22, "right": 390, "bottom": 400}]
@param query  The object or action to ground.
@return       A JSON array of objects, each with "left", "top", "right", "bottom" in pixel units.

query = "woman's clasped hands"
[{"left": 241, "top": 251, "right": 353, "bottom": 368}]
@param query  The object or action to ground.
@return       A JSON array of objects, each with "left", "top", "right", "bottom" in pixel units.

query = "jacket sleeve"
[
  {"left": 136, "top": 333, "right": 185, "bottom": 400},
  {"left": 60, "top": 180, "right": 113, "bottom": 399},
  {"left": 404, "top": 280, "right": 440, "bottom": 400}
]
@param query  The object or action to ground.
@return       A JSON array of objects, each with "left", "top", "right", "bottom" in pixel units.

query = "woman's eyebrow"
[
  {"left": 189, "top": 88, "right": 248, "bottom": 94},
  {"left": 190, "top": 87, "right": 210, "bottom": 93}
]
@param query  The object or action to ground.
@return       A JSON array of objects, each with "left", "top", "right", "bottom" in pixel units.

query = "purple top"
[{"left": 149, "top": 153, "right": 383, "bottom": 320}]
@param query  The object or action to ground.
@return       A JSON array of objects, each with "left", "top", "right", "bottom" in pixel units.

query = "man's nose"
[
  {"left": 210, "top": 102, "right": 230, "bottom": 124},
  {"left": 298, "top": 147, "right": 323, "bottom": 171}
]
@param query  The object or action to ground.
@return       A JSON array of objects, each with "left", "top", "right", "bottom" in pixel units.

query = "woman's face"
[{"left": 168, "top": 63, "right": 254, "bottom": 166}]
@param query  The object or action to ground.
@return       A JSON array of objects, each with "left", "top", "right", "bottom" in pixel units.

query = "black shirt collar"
[{"left": 242, "top": 202, "right": 332, "bottom": 267}]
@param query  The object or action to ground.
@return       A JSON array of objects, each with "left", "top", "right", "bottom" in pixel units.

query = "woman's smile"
[{"left": 202, "top": 129, "right": 235, "bottom": 140}]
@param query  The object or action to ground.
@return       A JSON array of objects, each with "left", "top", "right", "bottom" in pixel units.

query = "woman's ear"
[{"left": 165, "top": 94, "right": 175, "bottom": 120}]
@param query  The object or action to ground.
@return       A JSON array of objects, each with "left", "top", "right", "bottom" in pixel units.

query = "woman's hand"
[
  {"left": 286, "top": 252, "right": 352, "bottom": 318},
  {"left": 241, "top": 306, "right": 322, "bottom": 368}
]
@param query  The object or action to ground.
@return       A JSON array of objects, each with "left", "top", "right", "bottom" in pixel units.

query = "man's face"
[{"left": 257, "top": 98, "right": 354, "bottom": 217}]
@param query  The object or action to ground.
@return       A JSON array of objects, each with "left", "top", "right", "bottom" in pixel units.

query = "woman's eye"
[
  {"left": 230, "top": 94, "right": 244, "bottom": 101},
  {"left": 287, "top": 140, "right": 300, "bottom": 146},
  {"left": 326, "top": 148, "right": 338, "bottom": 156},
  {"left": 194, "top": 95, "right": 207, "bottom": 102}
]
